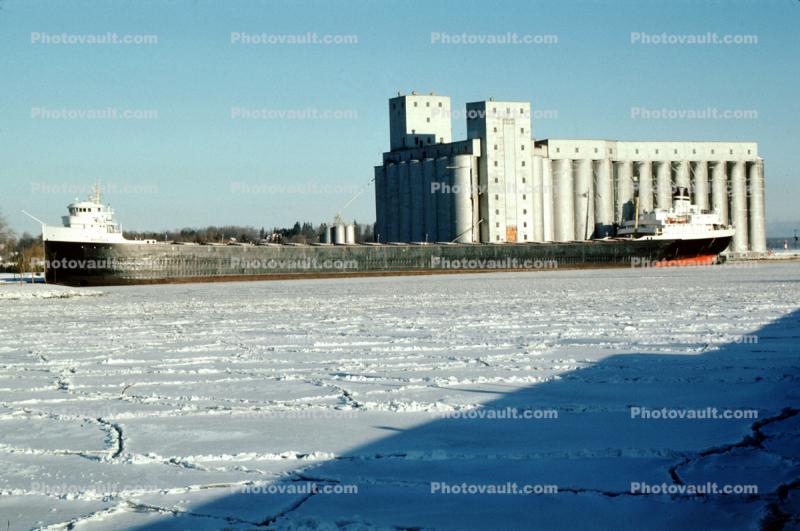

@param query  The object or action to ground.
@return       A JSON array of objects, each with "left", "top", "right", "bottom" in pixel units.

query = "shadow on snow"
[{"left": 131, "top": 309, "right": 800, "bottom": 530}]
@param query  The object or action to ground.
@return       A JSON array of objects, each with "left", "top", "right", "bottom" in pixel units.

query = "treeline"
[
  {"left": 124, "top": 221, "right": 375, "bottom": 245},
  {"left": 0, "top": 210, "right": 43, "bottom": 272},
  {"left": 0, "top": 208, "right": 376, "bottom": 273}
]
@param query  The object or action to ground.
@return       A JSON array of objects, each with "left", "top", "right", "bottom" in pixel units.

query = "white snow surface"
[
  {"left": 1, "top": 264, "right": 799, "bottom": 530},
  {"left": 0, "top": 284, "right": 102, "bottom": 300}
]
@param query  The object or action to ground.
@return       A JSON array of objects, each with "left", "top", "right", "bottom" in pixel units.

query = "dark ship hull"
[{"left": 43, "top": 235, "right": 733, "bottom": 287}]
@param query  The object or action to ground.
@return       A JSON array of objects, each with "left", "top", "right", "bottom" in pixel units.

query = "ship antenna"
[{"left": 92, "top": 182, "right": 101, "bottom": 204}]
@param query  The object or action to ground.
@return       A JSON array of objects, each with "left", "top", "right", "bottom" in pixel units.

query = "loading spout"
[{"left": 22, "top": 210, "right": 46, "bottom": 227}]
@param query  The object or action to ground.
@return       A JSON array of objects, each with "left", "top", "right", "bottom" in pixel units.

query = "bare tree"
[
  {"left": 0, "top": 209, "right": 11, "bottom": 244},
  {"left": 0, "top": 209, "right": 14, "bottom": 266}
]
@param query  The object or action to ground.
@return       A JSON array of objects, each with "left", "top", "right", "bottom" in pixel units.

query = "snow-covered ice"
[
  {"left": 0, "top": 263, "right": 798, "bottom": 530},
  {"left": 0, "top": 284, "right": 102, "bottom": 301}
]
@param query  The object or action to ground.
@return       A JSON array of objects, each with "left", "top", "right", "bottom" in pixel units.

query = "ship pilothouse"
[
  {"left": 617, "top": 187, "right": 736, "bottom": 242},
  {"left": 42, "top": 187, "right": 155, "bottom": 245}
]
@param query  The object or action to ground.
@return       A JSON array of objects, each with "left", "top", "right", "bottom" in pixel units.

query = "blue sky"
[{"left": 1, "top": 0, "right": 797, "bottom": 236}]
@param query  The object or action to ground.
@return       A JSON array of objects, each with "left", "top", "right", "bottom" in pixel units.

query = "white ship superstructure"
[
  {"left": 42, "top": 187, "right": 154, "bottom": 245},
  {"left": 617, "top": 187, "right": 735, "bottom": 241}
]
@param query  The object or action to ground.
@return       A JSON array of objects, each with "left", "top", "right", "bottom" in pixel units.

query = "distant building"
[{"left": 374, "top": 92, "right": 766, "bottom": 254}]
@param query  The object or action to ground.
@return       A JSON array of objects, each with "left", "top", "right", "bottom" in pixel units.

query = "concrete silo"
[
  {"left": 398, "top": 161, "right": 411, "bottom": 242},
  {"left": 422, "top": 158, "right": 438, "bottom": 242},
  {"left": 748, "top": 160, "right": 766, "bottom": 253},
  {"left": 674, "top": 160, "right": 690, "bottom": 192},
  {"left": 636, "top": 161, "right": 653, "bottom": 214},
  {"left": 373, "top": 166, "right": 387, "bottom": 243},
  {"left": 552, "top": 158, "right": 574, "bottom": 241},
  {"left": 334, "top": 223, "right": 346, "bottom": 245},
  {"left": 345, "top": 224, "right": 356, "bottom": 244},
  {"left": 594, "top": 159, "right": 614, "bottom": 238},
  {"left": 729, "top": 161, "right": 749, "bottom": 252},
  {"left": 386, "top": 163, "right": 400, "bottom": 242},
  {"left": 435, "top": 156, "right": 452, "bottom": 241},
  {"left": 532, "top": 155, "right": 545, "bottom": 241},
  {"left": 710, "top": 161, "right": 728, "bottom": 225},
  {"left": 692, "top": 161, "right": 709, "bottom": 212},
  {"left": 410, "top": 160, "right": 424, "bottom": 242},
  {"left": 615, "top": 161, "right": 634, "bottom": 223},
  {"left": 542, "top": 158, "right": 555, "bottom": 241},
  {"left": 573, "top": 159, "right": 594, "bottom": 240},
  {"left": 655, "top": 161, "right": 672, "bottom": 211},
  {"left": 452, "top": 154, "right": 473, "bottom": 243}
]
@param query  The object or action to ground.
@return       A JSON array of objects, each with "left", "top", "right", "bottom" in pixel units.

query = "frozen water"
[{"left": 1, "top": 263, "right": 799, "bottom": 529}]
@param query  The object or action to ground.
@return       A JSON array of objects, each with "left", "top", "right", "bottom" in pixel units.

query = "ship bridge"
[{"left": 43, "top": 187, "right": 153, "bottom": 244}]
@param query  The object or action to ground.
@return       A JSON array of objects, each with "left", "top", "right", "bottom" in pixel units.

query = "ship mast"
[{"left": 91, "top": 183, "right": 101, "bottom": 204}]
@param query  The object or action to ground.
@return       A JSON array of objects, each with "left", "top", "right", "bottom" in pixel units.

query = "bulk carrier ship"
[
  {"left": 33, "top": 91, "right": 760, "bottom": 286},
  {"left": 37, "top": 186, "right": 733, "bottom": 287}
]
